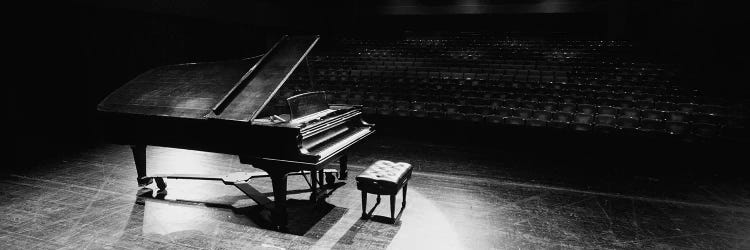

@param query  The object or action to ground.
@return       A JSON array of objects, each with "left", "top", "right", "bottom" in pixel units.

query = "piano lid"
[
  {"left": 207, "top": 35, "right": 320, "bottom": 122},
  {"left": 97, "top": 35, "right": 320, "bottom": 122}
]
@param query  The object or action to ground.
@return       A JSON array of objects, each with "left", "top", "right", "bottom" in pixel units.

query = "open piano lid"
[{"left": 97, "top": 35, "right": 320, "bottom": 123}]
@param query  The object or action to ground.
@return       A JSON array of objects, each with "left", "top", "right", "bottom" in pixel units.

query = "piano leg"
[
  {"left": 270, "top": 172, "right": 289, "bottom": 231},
  {"left": 317, "top": 170, "right": 325, "bottom": 189},
  {"left": 310, "top": 170, "right": 319, "bottom": 201},
  {"left": 131, "top": 145, "right": 151, "bottom": 186},
  {"left": 339, "top": 154, "right": 348, "bottom": 180}
]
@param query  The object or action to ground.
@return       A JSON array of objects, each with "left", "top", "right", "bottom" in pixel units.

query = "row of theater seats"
[
  {"left": 315, "top": 61, "right": 669, "bottom": 80},
  {"left": 315, "top": 78, "right": 683, "bottom": 94},
  {"left": 335, "top": 39, "right": 633, "bottom": 57},
  {"left": 357, "top": 101, "right": 737, "bottom": 138},
  {"left": 280, "top": 83, "right": 743, "bottom": 139},
  {"left": 329, "top": 46, "right": 641, "bottom": 68},
  {"left": 314, "top": 58, "right": 666, "bottom": 75},
  {"left": 308, "top": 60, "right": 677, "bottom": 87},
  {"left": 286, "top": 34, "right": 747, "bottom": 140},
  {"left": 313, "top": 86, "right": 740, "bottom": 117},
  {"left": 313, "top": 81, "right": 710, "bottom": 109},
  {"left": 313, "top": 62, "right": 670, "bottom": 84}
]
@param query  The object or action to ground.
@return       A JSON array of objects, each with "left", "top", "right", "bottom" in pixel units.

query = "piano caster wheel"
[
  {"left": 325, "top": 173, "right": 336, "bottom": 186},
  {"left": 155, "top": 177, "right": 167, "bottom": 190}
]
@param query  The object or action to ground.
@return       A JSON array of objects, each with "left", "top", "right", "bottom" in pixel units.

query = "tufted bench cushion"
[{"left": 356, "top": 160, "right": 412, "bottom": 195}]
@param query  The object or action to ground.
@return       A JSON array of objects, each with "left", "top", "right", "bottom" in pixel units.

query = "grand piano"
[{"left": 97, "top": 35, "right": 374, "bottom": 231}]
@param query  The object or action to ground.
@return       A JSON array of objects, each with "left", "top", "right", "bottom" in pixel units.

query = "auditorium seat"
[
  {"left": 667, "top": 111, "right": 689, "bottom": 123},
  {"left": 634, "top": 100, "right": 653, "bottom": 109},
  {"left": 678, "top": 103, "right": 698, "bottom": 113},
  {"left": 527, "top": 110, "right": 552, "bottom": 127},
  {"left": 665, "top": 121, "right": 690, "bottom": 135},
  {"left": 394, "top": 101, "right": 411, "bottom": 117},
  {"left": 521, "top": 101, "right": 538, "bottom": 110},
  {"left": 494, "top": 107, "right": 513, "bottom": 118},
  {"left": 642, "top": 109, "right": 665, "bottom": 121},
  {"left": 504, "top": 99, "right": 521, "bottom": 109},
  {"left": 475, "top": 105, "right": 494, "bottom": 116},
  {"left": 425, "top": 103, "right": 444, "bottom": 119},
  {"left": 444, "top": 104, "right": 465, "bottom": 121},
  {"left": 411, "top": 102, "right": 428, "bottom": 118},
  {"left": 348, "top": 92, "right": 365, "bottom": 105},
  {"left": 489, "top": 99, "right": 504, "bottom": 109},
  {"left": 638, "top": 119, "right": 664, "bottom": 134},
  {"left": 616, "top": 100, "right": 635, "bottom": 108},
  {"left": 541, "top": 74, "right": 554, "bottom": 83},
  {"left": 615, "top": 117, "right": 640, "bottom": 132},
  {"left": 549, "top": 112, "right": 573, "bottom": 129},
  {"left": 377, "top": 101, "right": 395, "bottom": 116},
  {"left": 572, "top": 113, "right": 594, "bottom": 131},
  {"left": 540, "top": 102, "right": 557, "bottom": 112},
  {"left": 505, "top": 116, "right": 525, "bottom": 126},
  {"left": 561, "top": 95, "right": 582, "bottom": 105},
  {"left": 619, "top": 108, "right": 640, "bottom": 119},
  {"left": 655, "top": 101, "right": 677, "bottom": 111},
  {"left": 515, "top": 108, "right": 533, "bottom": 119},
  {"left": 597, "top": 106, "right": 619, "bottom": 116},
  {"left": 594, "top": 114, "right": 617, "bottom": 133},
  {"left": 576, "top": 104, "right": 596, "bottom": 115},
  {"left": 559, "top": 103, "right": 576, "bottom": 113},
  {"left": 486, "top": 115, "right": 504, "bottom": 124},
  {"left": 596, "top": 98, "right": 618, "bottom": 107}
]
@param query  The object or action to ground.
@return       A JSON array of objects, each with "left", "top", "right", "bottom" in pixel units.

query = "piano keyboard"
[{"left": 308, "top": 127, "right": 372, "bottom": 161}]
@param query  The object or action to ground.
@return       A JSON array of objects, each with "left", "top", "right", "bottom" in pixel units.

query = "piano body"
[{"left": 97, "top": 35, "right": 374, "bottom": 231}]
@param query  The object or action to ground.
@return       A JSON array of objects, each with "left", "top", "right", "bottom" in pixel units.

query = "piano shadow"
[{"left": 128, "top": 186, "right": 348, "bottom": 236}]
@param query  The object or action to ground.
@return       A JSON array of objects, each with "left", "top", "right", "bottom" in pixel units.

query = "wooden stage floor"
[{"left": 3, "top": 135, "right": 749, "bottom": 249}]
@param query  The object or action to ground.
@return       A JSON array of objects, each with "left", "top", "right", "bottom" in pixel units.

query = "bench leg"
[
  {"left": 361, "top": 191, "right": 367, "bottom": 218},
  {"left": 390, "top": 194, "right": 396, "bottom": 223},
  {"left": 403, "top": 182, "right": 408, "bottom": 207}
]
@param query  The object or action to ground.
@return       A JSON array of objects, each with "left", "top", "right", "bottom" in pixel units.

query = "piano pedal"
[{"left": 295, "top": 170, "right": 339, "bottom": 188}]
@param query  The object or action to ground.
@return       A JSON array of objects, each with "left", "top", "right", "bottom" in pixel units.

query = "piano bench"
[{"left": 356, "top": 160, "right": 412, "bottom": 223}]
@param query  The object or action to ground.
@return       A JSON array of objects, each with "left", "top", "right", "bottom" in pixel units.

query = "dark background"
[{"left": 10, "top": 0, "right": 748, "bottom": 169}]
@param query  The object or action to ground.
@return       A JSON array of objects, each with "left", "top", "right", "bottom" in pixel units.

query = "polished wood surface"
[
  {"left": 98, "top": 58, "right": 259, "bottom": 119},
  {"left": 2, "top": 136, "right": 748, "bottom": 249}
]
